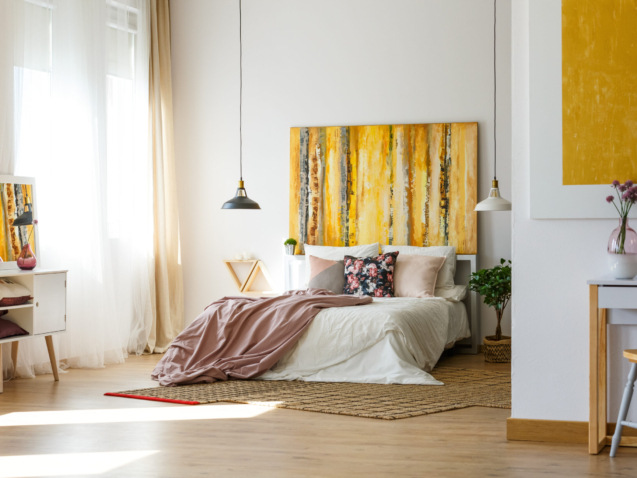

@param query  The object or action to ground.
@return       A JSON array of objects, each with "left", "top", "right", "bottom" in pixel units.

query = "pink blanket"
[{"left": 151, "top": 289, "right": 373, "bottom": 386}]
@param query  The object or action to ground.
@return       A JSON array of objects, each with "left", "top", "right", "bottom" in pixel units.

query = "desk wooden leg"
[
  {"left": 11, "top": 341, "right": 18, "bottom": 379},
  {"left": 598, "top": 308, "right": 607, "bottom": 451},
  {"left": 590, "top": 285, "right": 603, "bottom": 454},
  {"left": 45, "top": 336, "right": 59, "bottom": 382}
]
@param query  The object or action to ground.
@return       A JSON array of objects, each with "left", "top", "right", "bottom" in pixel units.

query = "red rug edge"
[{"left": 104, "top": 392, "right": 200, "bottom": 405}]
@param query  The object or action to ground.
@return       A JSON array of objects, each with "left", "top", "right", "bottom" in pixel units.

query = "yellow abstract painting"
[
  {"left": 290, "top": 123, "right": 477, "bottom": 255},
  {"left": 0, "top": 183, "right": 36, "bottom": 262},
  {"left": 562, "top": 0, "right": 637, "bottom": 185}
]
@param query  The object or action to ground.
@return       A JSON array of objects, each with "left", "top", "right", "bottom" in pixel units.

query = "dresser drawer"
[{"left": 598, "top": 286, "right": 637, "bottom": 310}]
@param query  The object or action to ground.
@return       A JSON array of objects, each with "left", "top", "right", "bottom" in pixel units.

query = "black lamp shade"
[
  {"left": 13, "top": 205, "right": 33, "bottom": 226},
  {"left": 222, "top": 182, "right": 260, "bottom": 210}
]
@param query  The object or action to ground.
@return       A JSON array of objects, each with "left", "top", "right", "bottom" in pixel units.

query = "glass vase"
[
  {"left": 17, "top": 243, "right": 37, "bottom": 270},
  {"left": 608, "top": 217, "right": 637, "bottom": 279}
]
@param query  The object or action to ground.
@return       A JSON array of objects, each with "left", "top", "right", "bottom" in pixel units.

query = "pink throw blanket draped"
[{"left": 151, "top": 289, "right": 373, "bottom": 386}]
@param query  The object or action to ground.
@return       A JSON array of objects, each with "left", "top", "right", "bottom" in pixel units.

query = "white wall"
[
  {"left": 511, "top": 0, "right": 637, "bottom": 422},
  {"left": 170, "top": 0, "right": 512, "bottom": 343}
]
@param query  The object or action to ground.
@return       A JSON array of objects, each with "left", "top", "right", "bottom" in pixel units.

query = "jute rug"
[{"left": 106, "top": 367, "right": 510, "bottom": 420}]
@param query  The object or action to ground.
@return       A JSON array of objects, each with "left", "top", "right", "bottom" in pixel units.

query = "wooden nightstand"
[
  {"left": 223, "top": 260, "right": 277, "bottom": 297},
  {"left": 0, "top": 268, "right": 67, "bottom": 393}
]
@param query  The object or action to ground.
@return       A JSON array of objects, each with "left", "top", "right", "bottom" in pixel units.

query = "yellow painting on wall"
[
  {"left": 289, "top": 123, "right": 478, "bottom": 255},
  {"left": 562, "top": 0, "right": 637, "bottom": 185}
]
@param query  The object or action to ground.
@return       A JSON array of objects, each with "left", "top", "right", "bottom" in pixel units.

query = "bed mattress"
[{"left": 258, "top": 297, "right": 470, "bottom": 385}]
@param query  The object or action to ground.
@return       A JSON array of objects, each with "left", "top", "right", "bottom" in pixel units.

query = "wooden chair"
[{"left": 610, "top": 350, "right": 637, "bottom": 457}]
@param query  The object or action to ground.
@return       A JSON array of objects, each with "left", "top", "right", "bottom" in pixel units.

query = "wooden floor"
[{"left": 0, "top": 353, "right": 635, "bottom": 478}]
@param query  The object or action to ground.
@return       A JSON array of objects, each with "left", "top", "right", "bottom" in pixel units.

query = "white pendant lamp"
[{"left": 475, "top": 0, "right": 511, "bottom": 212}]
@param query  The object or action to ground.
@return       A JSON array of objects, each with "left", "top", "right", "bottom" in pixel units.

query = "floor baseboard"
[{"left": 507, "top": 418, "right": 637, "bottom": 444}]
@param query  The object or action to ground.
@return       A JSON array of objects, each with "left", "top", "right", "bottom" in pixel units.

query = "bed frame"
[
  {"left": 454, "top": 255, "right": 479, "bottom": 354},
  {"left": 283, "top": 253, "right": 480, "bottom": 354}
]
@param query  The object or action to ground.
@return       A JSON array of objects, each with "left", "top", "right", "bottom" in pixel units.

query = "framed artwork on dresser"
[{"left": 0, "top": 175, "right": 39, "bottom": 270}]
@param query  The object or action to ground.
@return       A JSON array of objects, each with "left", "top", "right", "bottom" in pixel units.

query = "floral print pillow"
[{"left": 343, "top": 252, "right": 399, "bottom": 297}]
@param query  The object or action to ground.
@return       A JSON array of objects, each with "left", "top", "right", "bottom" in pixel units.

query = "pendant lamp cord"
[
  {"left": 493, "top": 0, "right": 497, "bottom": 181},
  {"left": 239, "top": 0, "right": 243, "bottom": 181}
]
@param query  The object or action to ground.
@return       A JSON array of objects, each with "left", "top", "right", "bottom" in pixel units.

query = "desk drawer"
[{"left": 599, "top": 286, "right": 637, "bottom": 309}]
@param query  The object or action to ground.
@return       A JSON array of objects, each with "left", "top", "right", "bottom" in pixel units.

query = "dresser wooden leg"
[
  {"left": 11, "top": 341, "right": 18, "bottom": 379},
  {"left": 45, "top": 336, "right": 59, "bottom": 381}
]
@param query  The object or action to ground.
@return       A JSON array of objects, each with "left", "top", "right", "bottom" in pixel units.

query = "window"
[{"left": 106, "top": 0, "right": 140, "bottom": 238}]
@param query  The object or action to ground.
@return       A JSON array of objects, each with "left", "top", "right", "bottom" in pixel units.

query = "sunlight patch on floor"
[
  {"left": 0, "top": 404, "right": 271, "bottom": 427},
  {"left": 0, "top": 450, "right": 158, "bottom": 477}
]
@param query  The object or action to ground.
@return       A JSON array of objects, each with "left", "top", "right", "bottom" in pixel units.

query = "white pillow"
[
  {"left": 303, "top": 243, "right": 380, "bottom": 286},
  {"left": 380, "top": 245, "right": 456, "bottom": 289},
  {"left": 434, "top": 285, "right": 467, "bottom": 302},
  {"left": 0, "top": 278, "right": 32, "bottom": 299}
]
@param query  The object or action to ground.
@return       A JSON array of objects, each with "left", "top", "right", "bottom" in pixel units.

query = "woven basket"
[{"left": 483, "top": 335, "right": 511, "bottom": 363}]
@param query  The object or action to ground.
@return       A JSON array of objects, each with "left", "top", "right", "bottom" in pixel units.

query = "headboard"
[{"left": 289, "top": 123, "right": 478, "bottom": 254}]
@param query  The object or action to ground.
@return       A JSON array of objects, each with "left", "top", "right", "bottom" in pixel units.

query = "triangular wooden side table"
[
  {"left": 223, "top": 260, "right": 277, "bottom": 297},
  {"left": 223, "top": 260, "right": 258, "bottom": 292}
]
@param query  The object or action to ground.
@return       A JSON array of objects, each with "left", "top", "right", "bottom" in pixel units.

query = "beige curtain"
[{"left": 147, "top": 0, "right": 184, "bottom": 353}]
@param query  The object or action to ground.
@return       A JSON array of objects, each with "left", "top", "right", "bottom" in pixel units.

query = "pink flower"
[
  {"left": 350, "top": 278, "right": 359, "bottom": 289},
  {"left": 374, "top": 289, "right": 384, "bottom": 297},
  {"left": 33, "top": 219, "right": 38, "bottom": 225},
  {"left": 613, "top": 180, "right": 621, "bottom": 187},
  {"left": 606, "top": 195, "right": 614, "bottom": 203},
  {"left": 347, "top": 274, "right": 355, "bottom": 284},
  {"left": 387, "top": 272, "right": 393, "bottom": 283},
  {"left": 620, "top": 184, "right": 628, "bottom": 192},
  {"left": 627, "top": 180, "right": 634, "bottom": 188},
  {"left": 345, "top": 258, "right": 352, "bottom": 267},
  {"left": 385, "top": 255, "right": 393, "bottom": 264},
  {"left": 368, "top": 263, "right": 378, "bottom": 277}
]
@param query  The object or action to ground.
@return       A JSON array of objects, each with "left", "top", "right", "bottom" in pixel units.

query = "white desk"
[{"left": 588, "top": 278, "right": 637, "bottom": 454}]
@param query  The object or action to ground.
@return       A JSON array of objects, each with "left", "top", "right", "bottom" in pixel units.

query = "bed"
[
  {"left": 264, "top": 254, "right": 479, "bottom": 385},
  {"left": 259, "top": 297, "right": 470, "bottom": 385},
  {"left": 151, "top": 122, "right": 480, "bottom": 388}
]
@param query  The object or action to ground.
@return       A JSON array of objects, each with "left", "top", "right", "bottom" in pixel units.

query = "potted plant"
[
  {"left": 284, "top": 238, "right": 297, "bottom": 255},
  {"left": 469, "top": 258, "right": 512, "bottom": 363}
]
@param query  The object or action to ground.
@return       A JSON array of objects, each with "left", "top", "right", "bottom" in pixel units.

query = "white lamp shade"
[{"left": 475, "top": 184, "right": 511, "bottom": 211}]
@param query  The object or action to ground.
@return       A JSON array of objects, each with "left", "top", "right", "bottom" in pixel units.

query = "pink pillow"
[{"left": 394, "top": 254, "right": 446, "bottom": 298}]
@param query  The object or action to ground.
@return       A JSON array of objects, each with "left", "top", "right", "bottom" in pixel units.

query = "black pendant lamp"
[
  {"left": 13, "top": 201, "right": 33, "bottom": 226},
  {"left": 222, "top": 0, "right": 260, "bottom": 210}
]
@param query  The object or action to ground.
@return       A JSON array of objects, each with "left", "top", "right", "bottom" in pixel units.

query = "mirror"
[{"left": 0, "top": 175, "right": 38, "bottom": 269}]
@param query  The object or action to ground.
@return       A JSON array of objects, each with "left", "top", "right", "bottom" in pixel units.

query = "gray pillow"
[{"left": 308, "top": 257, "right": 345, "bottom": 295}]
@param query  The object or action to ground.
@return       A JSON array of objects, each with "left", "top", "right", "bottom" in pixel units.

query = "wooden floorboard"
[{"left": 0, "top": 353, "right": 635, "bottom": 477}]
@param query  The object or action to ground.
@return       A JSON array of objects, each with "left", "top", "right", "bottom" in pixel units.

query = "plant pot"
[
  {"left": 285, "top": 244, "right": 295, "bottom": 255},
  {"left": 483, "top": 335, "right": 511, "bottom": 363}
]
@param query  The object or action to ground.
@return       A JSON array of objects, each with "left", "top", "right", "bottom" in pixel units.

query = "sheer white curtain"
[{"left": 1, "top": 0, "right": 154, "bottom": 379}]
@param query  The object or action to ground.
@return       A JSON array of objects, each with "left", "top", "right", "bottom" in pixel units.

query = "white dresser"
[{"left": 0, "top": 268, "right": 67, "bottom": 393}]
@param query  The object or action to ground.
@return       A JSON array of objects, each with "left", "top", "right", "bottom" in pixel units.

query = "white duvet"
[{"left": 258, "top": 297, "right": 470, "bottom": 385}]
